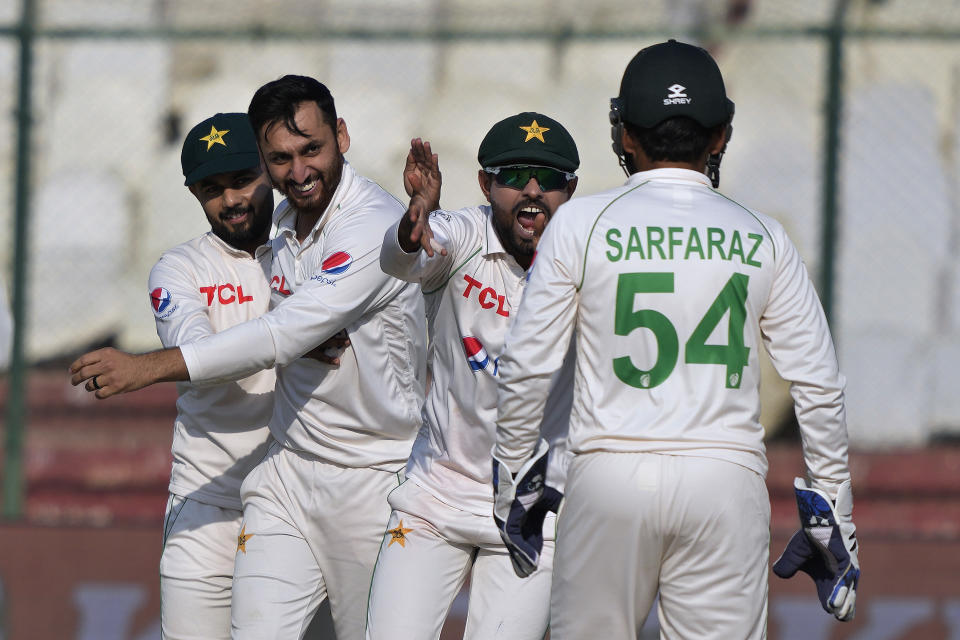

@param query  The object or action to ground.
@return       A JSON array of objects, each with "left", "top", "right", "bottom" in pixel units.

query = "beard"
[
  {"left": 279, "top": 155, "right": 344, "bottom": 217},
  {"left": 490, "top": 200, "right": 544, "bottom": 261},
  {"left": 210, "top": 204, "right": 272, "bottom": 249}
]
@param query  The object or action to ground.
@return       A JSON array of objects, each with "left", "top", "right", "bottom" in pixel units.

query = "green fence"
[{"left": 3, "top": 0, "right": 960, "bottom": 518}]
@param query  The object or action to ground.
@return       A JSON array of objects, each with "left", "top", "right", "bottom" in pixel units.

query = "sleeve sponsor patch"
[{"left": 150, "top": 287, "right": 178, "bottom": 319}]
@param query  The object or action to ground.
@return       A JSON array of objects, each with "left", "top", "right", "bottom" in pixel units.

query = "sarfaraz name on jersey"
[
  {"left": 150, "top": 287, "right": 179, "bottom": 319},
  {"left": 605, "top": 225, "right": 763, "bottom": 267}
]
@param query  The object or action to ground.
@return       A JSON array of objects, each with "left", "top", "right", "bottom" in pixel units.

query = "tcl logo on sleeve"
[{"left": 199, "top": 284, "right": 255, "bottom": 306}]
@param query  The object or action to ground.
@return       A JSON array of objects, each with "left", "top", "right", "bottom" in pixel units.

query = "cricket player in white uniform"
[
  {"left": 70, "top": 76, "right": 426, "bottom": 640},
  {"left": 368, "top": 113, "right": 579, "bottom": 640},
  {"left": 492, "top": 40, "right": 861, "bottom": 639},
  {"left": 155, "top": 112, "right": 275, "bottom": 640}
]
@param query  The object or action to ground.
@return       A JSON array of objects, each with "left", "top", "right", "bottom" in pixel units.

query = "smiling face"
[
  {"left": 189, "top": 164, "right": 274, "bottom": 255},
  {"left": 479, "top": 168, "right": 577, "bottom": 269},
  {"left": 257, "top": 100, "right": 350, "bottom": 220}
]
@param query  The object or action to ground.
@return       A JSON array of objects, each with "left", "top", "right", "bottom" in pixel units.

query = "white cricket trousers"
[
  {"left": 550, "top": 452, "right": 770, "bottom": 640},
  {"left": 160, "top": 494, "right": 241, "bottom": 640},
  {"left": 365, "top": 479, "right": 554, "bottom": 640},
  {"left": 231, "top": 440, "right": 402, "bottom": 640}
]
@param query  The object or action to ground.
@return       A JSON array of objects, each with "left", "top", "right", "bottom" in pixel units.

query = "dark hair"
[
  {"left": 625, "top": 116, "right": 723, "bottom": 164},
  {"left": 248, "top": 75, "right": 338, "bottom": 138}
]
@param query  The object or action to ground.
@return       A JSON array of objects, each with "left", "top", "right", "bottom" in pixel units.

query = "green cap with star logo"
[
  {"left": 477, "top": 111, "right": 579, "bottom": 172},
  {"left": 181, "top": 112, "right": 261, "bottom": 186}
]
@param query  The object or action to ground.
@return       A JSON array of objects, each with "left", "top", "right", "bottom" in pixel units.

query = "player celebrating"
[
  {"left": 71, "top": 76, "right": 426, "bottom": 640},
  {"left": 153, "top": 112, "right": 275, "bottom": 640},
  {"left": 492, "top": 40, "right": 860, "bottom": 638},
  {"left": 368, "top": 113, "right": 578, "bottom": 640}
]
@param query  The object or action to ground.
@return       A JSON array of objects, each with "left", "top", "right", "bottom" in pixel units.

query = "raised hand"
[{"left": 399, "top": 138, "right": 445, "bottom": 257}]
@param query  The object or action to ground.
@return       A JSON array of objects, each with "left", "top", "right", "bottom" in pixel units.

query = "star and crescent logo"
[
  {"left": 200, "top": 125, "right": 229, "bottom": 151},
  {"left": 237, "top": 524, "right": 254, "bottom": 553},
  {"left": 387, "top": 520, "right": 413, "bottom": 548},
  {"left": 520, "top": 119, "right": 549, "bottom": 143}
]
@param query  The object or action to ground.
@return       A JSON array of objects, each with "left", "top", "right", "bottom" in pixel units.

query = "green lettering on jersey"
[
  {"left": 647, "top": 226, "right": 666, "bottom": 259},
  {"left": 685, "top": 227, "right": 705, "bottom": 260},
  {"left": 745, "top": 233, "right": 763, "bottom": 267},
  {"left": 626, "top": 227, "right": 645, "bottom": 260},
  {"left": 606, "top": 228, "right": 623, "bottom": 261},
  {"left": 684, "top": 272, "right": 750, "bottom": 388},
  {"left": 707, "top": 227, "right": 727, "bottom": 260},
  {"left": 728, "top": 230, "right": 746, "bottom": 263},
  {"left": 668, "top": 227, "right": 684, "bottom": 260}
]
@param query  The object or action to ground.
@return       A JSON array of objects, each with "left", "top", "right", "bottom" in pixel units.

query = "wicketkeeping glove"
[
  {"left": 492, "top": 438, "right": 563, "bottom": 578},
  {"left": 773, "top": 477, "right": 860, "bottom": 621}
]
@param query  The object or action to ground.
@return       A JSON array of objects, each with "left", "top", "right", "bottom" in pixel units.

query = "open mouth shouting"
[{"left": 516, "top": 204, "right": 547, "bottom": 239}]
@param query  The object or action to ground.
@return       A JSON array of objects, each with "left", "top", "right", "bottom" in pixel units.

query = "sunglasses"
[{"left": 484, "top": 165, "right": 576, "bottom": 192}]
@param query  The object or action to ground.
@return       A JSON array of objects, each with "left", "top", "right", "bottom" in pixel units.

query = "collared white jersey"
[
  {"left": 148, "top": 232, "right": 274, "bottom": 511},
  {"left": 495, "top": 168, "right": 851, "bottom": 495},
  {"left": 180, "top": 163, "right": 426, "bottom": 470},
  {"left": 381, "top": 205, "right": 573, "bottom": 516}
]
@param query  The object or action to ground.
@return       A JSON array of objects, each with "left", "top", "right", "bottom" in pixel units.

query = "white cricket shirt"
[
  {"left": 180, "top": 163, "right": 426, "bottom": 470},
  {"left": 495, "top": 168, "right": 851, "bottom": 495},
  {"left": 149, "top": 232, "right": 274, "bottom": 510},
  {"left": 381, "top": 205, "right": 573, "bottom": 516}
]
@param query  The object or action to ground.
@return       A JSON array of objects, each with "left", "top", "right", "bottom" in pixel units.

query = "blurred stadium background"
[{"left": 1, "top": 0, "right": 959, "bottom": 638}]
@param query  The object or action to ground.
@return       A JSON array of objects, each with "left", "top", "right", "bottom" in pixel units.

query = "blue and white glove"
[
  {"left": 773, "top": 477, "right": 860, "bottom": 621},
  {"left": 492, "top": 438, "right": 563, "bottom": 578}
]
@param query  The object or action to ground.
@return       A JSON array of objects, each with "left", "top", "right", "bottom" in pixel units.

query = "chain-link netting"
[{"left": 3, "top": 0, "right": 960, "bottom": 448}]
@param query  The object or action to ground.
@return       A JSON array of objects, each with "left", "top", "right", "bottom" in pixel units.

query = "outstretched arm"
[
  {"left": 398, "top": 138, "right": 445, "bottom": 256},
  {"left": 69, "top": 346, "right": 188, "bottom": 399}
]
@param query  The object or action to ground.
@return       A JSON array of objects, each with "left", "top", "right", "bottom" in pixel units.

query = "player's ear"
[
  {"left": 336, "top": 118, "right": 351, "bottom": 154},
  {"left": 565, "top": 176, "right": 578, "bottom": 198},
  {"left": 620, "top": 127, "right": 639, "bottom": 158},
  {"left": 478, "top": 169, "right": 493, "bottom": 202}
]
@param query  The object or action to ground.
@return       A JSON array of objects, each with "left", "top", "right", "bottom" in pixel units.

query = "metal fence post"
[
  {"left": 3, "top": 0, "right": 36, "bottom": 520},
  {"left": 820, "top": 0, "right": 850, "bottom": 324}
]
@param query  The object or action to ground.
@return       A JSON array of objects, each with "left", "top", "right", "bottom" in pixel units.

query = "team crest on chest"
[
  {"left": 387, "top": 520, "right": 413, "bottom": 548},
  {"left": 237, "top": 524, "right": 254, "bottom": 554}
]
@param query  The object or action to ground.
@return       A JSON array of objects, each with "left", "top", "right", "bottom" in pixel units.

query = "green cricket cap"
[
  {"left": 181, "top": 112, "right": 261, "bottom": 186},
  {"left": 618, "top": 39, "right": 734, "bottom": 129},
  {"left": 477, "top": 112, "right": 579, "bottom": 172}
]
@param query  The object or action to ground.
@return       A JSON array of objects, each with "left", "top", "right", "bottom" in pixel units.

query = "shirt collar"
[
  {"left": 482, "top": 205, "right": 525, "bottom": 273},
  {"left": 625, "top": 167, "right": 713, "bottom": 188},
  {"left": 482, "top": 204, "right": 508, "bottom": 257},
  {"left": 204, "top": 230, "right": 270, "bottom": 259}
]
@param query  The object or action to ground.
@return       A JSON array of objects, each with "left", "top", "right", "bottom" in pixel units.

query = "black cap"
[
  {"left": 477, "top": 112, "right": 579, "bottom": 172},
  {"left": 181, "top": 112, "right": 261, "bottom": 186},
  {"left": 617, "top": 39, "right": 734, "bottom": 129}
]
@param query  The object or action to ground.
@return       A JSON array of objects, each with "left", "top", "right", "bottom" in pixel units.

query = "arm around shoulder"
[{"left": 69, "top": 346, "right": 189, "bottom": 399}]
